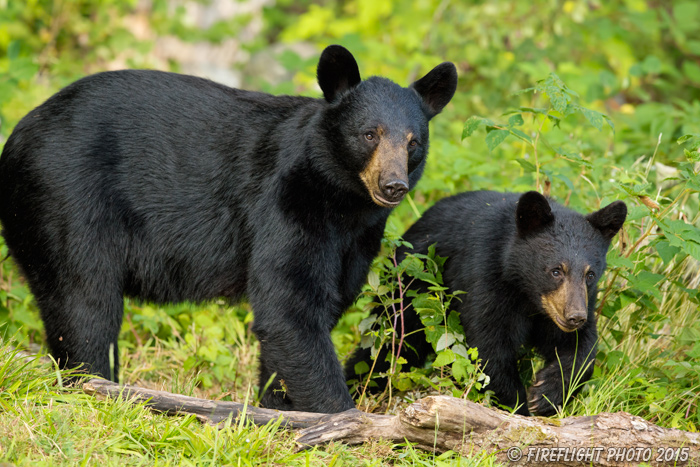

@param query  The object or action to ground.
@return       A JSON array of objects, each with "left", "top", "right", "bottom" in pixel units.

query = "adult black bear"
[
  {"left": 346, "top": 190, "right": 626, "bottom": 416},
  {"left": 0, "top": 45, "right": 457, "bottom": 413}
]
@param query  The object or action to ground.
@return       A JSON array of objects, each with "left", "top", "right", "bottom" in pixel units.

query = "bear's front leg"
[
  {"left": 254, "top": 321, "right": 354, "bottom": 413},
  {"left": 529, "top": 324, "right": 597, "bottom": 416},
  {"left": 480, "top": 352, "right": 531, "bottom": 416},
  {"left": 247, "top": 244, "right": 355, "bottom": 414},
  {"left": 462, "top": 303, "right": 532, "bottom": 415}
]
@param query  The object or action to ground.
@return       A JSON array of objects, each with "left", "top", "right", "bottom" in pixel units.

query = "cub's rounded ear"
[
  {"left": 516, "top": 191, "right": 554, "bottom": 238},
  {"left": 317, "top": 45, "right": 361, "bottom": 103},
  {"left": 410, "top": 62, "right": 458, "bottom": 119},
  {"left": 586, "top": 201, "right": 627, "bottom": 241}
]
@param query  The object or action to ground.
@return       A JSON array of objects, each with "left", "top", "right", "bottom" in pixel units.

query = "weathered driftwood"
[{"left": 84, "top": 378, "right": 700, "bottom": 466}]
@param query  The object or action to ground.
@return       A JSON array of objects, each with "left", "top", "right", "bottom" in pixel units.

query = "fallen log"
[{"left": 84, "top": 379, "right": 699, "bottom": 466}]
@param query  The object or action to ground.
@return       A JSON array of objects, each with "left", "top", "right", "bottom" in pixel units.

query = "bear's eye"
[
  {"left": 408, "top": 140, "right": 418, "bottom": 148},
  {"left": 551, "top": 268, "right": 563, "bottom": 278},
  {"left": 586, "top": 271, "right": 595, "bottom": 284},
  {"left": 364, "top": 132, "right": 375, "bottom": 141}
]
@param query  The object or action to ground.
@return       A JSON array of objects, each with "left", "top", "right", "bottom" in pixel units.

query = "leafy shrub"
[{"left": 348, "top": 234, "right": 488, "bottom": 411}]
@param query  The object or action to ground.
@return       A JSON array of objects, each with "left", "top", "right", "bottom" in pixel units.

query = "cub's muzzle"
[{"left": 541, "top": 277, "right": 589, "bottom": 333}]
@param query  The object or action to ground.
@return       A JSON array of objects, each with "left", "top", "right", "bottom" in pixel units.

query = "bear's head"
[
  {"left": 316, "top": 45, "right": 458, "bottom": 208},
  {"left": 511, "top": 191, "right": 627, "bottom": 332}
]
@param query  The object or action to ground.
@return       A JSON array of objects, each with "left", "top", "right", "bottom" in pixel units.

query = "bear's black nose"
[
  {"left": 567, "top": 314, "right": 587, "bottom": 328},
  {"left": 381, "top": 179, "right": 408, "bottom": 201}
]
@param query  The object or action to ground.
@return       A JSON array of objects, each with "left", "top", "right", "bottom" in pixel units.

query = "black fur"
[
  {"left": 0, "top": 46, "right": 457, "bottom": 413},
  {"left": 346, "top": 191, "right": 626, "bottom": 416}
]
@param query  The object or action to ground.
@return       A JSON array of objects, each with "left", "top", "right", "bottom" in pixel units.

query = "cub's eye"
[
  {"left": 364, "top": 132, "right": 375, "bottom": 141},
  {"left": 551, "top": 268, "right": 563, "bottom": 278},
  {"left": 586, "top": 271, "right": 596, "bottom": 284},
  {"left": 408, "top": 140, "right": 418, "bottom": 148}
]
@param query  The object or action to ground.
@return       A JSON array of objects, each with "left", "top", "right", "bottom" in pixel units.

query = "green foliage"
[
  {"left": 1, "top": 0, "right": 700, "bottom": 463},
  {"left": 0, "top": 0, "right": 150, "bottom": 138},
  {"left": 0, "top": 0, "right": 252, "bottom": 140},
  {"left": 349, "top": 234, "right": 488, "bottom": 410}
]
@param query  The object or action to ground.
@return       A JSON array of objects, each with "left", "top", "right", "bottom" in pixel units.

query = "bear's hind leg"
[{"left": 37, "top": 276, "right": 125, "bottom": 382}]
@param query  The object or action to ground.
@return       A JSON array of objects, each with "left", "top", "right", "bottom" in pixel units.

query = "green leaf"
[
  {"left": 485, "top": 129, "right": 509, "bottom": 151},
  {"left": 358, "top": 315, "right": 377, "bottom": 334},
  {"left": 367, "top": 270, "right": 380, "bottom": 290},
  {"left": 641, "top": 55, "right": 662, "bottom": 74},
  {"left": 403, "top": 255, "right": 426, "bottom": 277},
  {"left": 517, "top": 106, "right": 549, "bottom": 116},
  {"left": 516, "top": 158, "right": 536, "bottom": 172},
  {"left": 688, "top": 40, "right": 700, "bottom": 55},
  {"left": 685, "top": 148, "right": 700, "bottom": 163},
  {"left": 606, "top": 254, "right": 635, "bottom": 270},
  {"left": 452, "top": 344, "right": 469, "bottom": 359},
  {"left": 661, "top": 219, "right": 700, "bottom": 245},
  {"left": 462, "top": 116, "right": 490, "bottom": 139},
  {"left": 509, "top": 128, "right": 532, "bottom": 143},
  {"left": 509, "top": 86, "right": 536, "bottom": 97},
  {"left": 354, "top": 361, "right": 369, "bottom": 375},
  {"left": 435, "top": 332, "right": 456, "bottom": 352},
  {"left": 452, "top": 358, "right": 467, "bottom": 381},
  {"left": 681, "top": 240, "right": 700, "bottom": 262},
  {"left": 654, "top": 241, "right": 681, "bottom": 264},
  {"left": 394, "top": 373, "right": 414, "bottom": 391},
  {"left": 8, "top": 57, "right": 39, "bottom": 81},
  {"left": 547, "top": 114, "right": 562, "bottom": 127},
  {"left": 553, "top": 172, "right": 575, "bottom": 191},
  {"left": 677, "top": 134, "right": 700, "bottom": 145},
  {"left": 277, "top": 49, "right": 304, "bottom": 72},
  {"left": 682, "top": 61, "right": 700, "bottom": 84},
  {"left": 580, "top": 107, "right": 604, "bottom": 131},
  {"left": 8, "top": 40, "right": 20, "bottom": 61},
  {"left": 539, "top": 73, "right": 570, "bottom": 114},
  {"left": 615, "top": 182, "right": 651, "bottom": 197},
  {"left": 433, "top": 350, "right": 456, "bottom": 367},
  {"left": 507, "top": 114, "right": 524, "bottom": 127},
  {"left": 556, "top": 149, "right": 593, "bottom": 168},
  {"left": 183, "top": 356, "right": 197, "bottom": 372},
  {"left": 602, "top": 114, "right": 615, "bottom": 133},
  {"left": 446, "top": 310, "right": 463, "bottom": 333},
  {"left": 632, "top": 271, "right": 666, "bottom": 300}
]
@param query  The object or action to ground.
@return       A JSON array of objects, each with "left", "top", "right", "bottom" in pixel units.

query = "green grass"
[{"left": 0, "top": 301, "right": 503, "bottom": 466}]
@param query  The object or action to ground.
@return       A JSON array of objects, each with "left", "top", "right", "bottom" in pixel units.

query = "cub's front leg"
[
  {"left": 461, "top": 303, "right": 532, "bottom": 416},
  {"left": 529, "top": 323, "right": 597, "bottom": 416}
]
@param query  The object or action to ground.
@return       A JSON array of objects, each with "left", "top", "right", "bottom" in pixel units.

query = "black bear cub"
[
  {"left": 346, "top": 190, "right": 627, "bottom": 416},
  {"left": 0, "top": 46, "right": 457, "bottom": 413}
]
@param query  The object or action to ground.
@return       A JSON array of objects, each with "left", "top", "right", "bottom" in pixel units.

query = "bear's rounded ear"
[
  {"left": 317, "top": 45, "right": 362, "bottom": 103},
  {"left": 410, "top": 62, "right": 458, "bottom": 119},
  {"left": 516, "top": 191, "right": 554, "bottom": 238},
  {"left": 586, "top": 201, "right": 627, "bottom": 241}
]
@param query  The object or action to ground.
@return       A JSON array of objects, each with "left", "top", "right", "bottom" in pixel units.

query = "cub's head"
[
  {"left": 513, "top": 191, "right": 627, "bottom": 332},
  {"left": 316, "top": 45, "right": 457, "bottom": 208}
]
